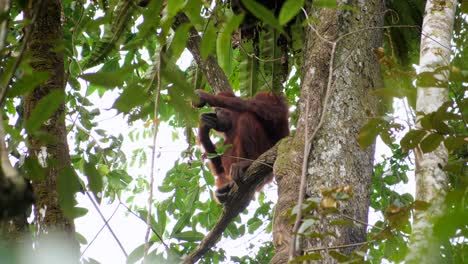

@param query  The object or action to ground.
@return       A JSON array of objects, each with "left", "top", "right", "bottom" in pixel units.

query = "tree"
[
  {"left": 270, "top": 2, "right": 385, "bottom": 263},
  {"left": 405, "top": 0, "right": 457, "bottom": 263},
  {"left": 0, "top": 0, "right": 466, "bottom": 263},
  {"left": 1, "top": 0, "right": 78, "bottom": 254}
]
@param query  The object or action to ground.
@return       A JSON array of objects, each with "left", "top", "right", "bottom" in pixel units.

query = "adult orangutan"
[{"left": 194, "top": 90, "right": 289, "bottom": 203}]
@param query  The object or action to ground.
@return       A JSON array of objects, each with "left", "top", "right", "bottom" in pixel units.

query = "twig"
[
  {"left": 289, "top": 94, "right": 311, "bottom": 260},
  {"left": 207, "top": 154, "right": 274, "bottom": 169},
  {"left": 143, "top": 49, "right": 162, "bottom": 262},
  {"left": 339, "top": 213, "right": 384, "bottom": 232},
  {"left": 290, "top": 9, "right": 339, "bottom": 259},
  {"left": 238, "top": 42, "right": 283, "bottom": 62},
  {"left": 304, "top": 241, "right": 371, "bottom": 252},
  {"left": 86, "top": 192, "right": 128, "bottom": 257},
  {"left": 80, "top": 203, "right": 121, "bottom": 257},
  {"left": 119, "top": 200, "right": 168, "bottom": 249}
]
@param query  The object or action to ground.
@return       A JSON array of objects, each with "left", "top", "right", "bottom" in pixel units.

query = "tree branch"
[
  {"left": 182, "top": 141, "right": 283, "bottom": 264},
  {"left": 173, "top": 13, "right": 231, "bottom": 94}
]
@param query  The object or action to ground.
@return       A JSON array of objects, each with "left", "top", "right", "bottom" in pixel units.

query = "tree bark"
[
  {"left": 405, "top": 1, "right": 456, "bottom": 262},
  {"left": 23, "top": 0, "right": 78, "bottom": 250},
  {"left": 270, "top": 1, "right": 384, "bottom": 263}
]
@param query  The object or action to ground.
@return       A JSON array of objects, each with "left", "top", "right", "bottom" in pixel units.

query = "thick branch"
[
  {"left": 182, "top": 141, "right": 282, "bottom": 264},
  {"left": 173, "top": 13, "right": 231, "bottom": 94}
]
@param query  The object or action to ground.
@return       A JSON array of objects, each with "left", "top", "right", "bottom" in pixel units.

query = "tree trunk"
[
  {"left": 23, "top": 0, "right": 77, "bottom": 248},
  {"left": 405, "top": 1, "right": 456, "bottom": 262},
  {"left": 271, "top": 1, "right": 384, "bottom": 263}
]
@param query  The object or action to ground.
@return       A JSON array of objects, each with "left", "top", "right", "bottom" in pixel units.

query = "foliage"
[
  {"left": 358, "top": 4, "right": 468, "bottom": 263},
  {"left": 1, "top": 0, "right": 466, "bottom": 263},
  {"left": 1, "top": 0, "right": 303, "bottom": 263}
]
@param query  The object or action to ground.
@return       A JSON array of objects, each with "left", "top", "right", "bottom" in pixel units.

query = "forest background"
[{"left": 0, "top": 0, "right": 466, "bottom": 263}]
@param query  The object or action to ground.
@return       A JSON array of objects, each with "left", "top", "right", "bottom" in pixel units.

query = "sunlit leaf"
[
  {"left": 155, "top": 205, "right": 167, "bottom": 237},
  {"left": 247, "top": 218, "right": 262, "bottom": 234},
  {"left": 171, "top": 213, "right": 190, "bottom": 237},
  {"left": 279, "top": 0, "right": 304, "bottom": 25},
  {"left": 297, "top": 218, "right": 315, "bottom": 234},
  {"left": 169, "top": 23, "right": 191, "bottom": 61},
  {"left": 167, "top": 0, "right": 185, "bottom": 16},
  {"left": 172, "top": 231, "right": 204, "bottom": 242}
]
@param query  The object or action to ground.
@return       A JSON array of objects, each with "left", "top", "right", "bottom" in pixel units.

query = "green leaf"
[
  {"left": 22, "top": 157, "right": 46, "bottom": 181},
  {"left": 291, "top": 253, "right": 322, "bottom": 263},
  {"left": 358, "top": 118, "right": 381, "bottom": 148},
  {"left": 84, "top": 162, "right": 104, "bottom": 201},
  {"left": 384, "top": 175, "right": 398, "bottom": 185},
  {"left": 79, "top": 65, "right": 136, "bottom": 88},
  {"left": 279, "top": 0, "right": 304, "bottom": 25},
  {"left": 169, "top": 23, "right": 191, "bottom": 61},
  {"left": 167, "top": 0, "right": 185, "bottom": 16},
  {"left": 329, "top": 219, "right": 353, "bottom": 226},
  {"left": 112, "top": 84, "right": 149, "bottom": 113},
  {"left": 297, "top": 218, "right": 315, "bottom": 234},
  {"left": 8, "top": 72, "right": 50, "bottom": 97},
  {"left": 444, "top": 136, "right": 466, "bottom": 151},
  {"left": 172, "top": 231, "right": 204, "bottom": 242},
  {"left": 155, "top": 205, "right": 167, "bottom": 236},
  {"left": 400, "top": 129, "right": 426, "bottom": 150},
  {"left": 313, "top": 0, "right": 338, "bottom": 8},
  {"left": 217, "top": 14, "right": 244, "bottom": 75},
  {"left": 329, "top": 250, "right": 349, "bottom": 262},
  {"left": 419, "top": 113, "right": 434, "bottom": 130},
  {"left": 200, "top": 21, "right": 217, "bottom": 59},
  {"left": 420, "top": 133, "right": 444, "bottom": 153},
  {"left": 185, "top": 186, "right": 199, "bottom": 214},
  {"left": 75, "top": 232, "right": 88, "bottom": 245},
  {"left": 247, "top": 218, "right": 262, "bottom": 234},
  {"left": 171, "top": 213, "right": 190, "bottom": 237},
  {"left": 184, "top": 0, "right": 204, "bottom": 29},
  {"left": 73, "top": 207, "right": 89, "bottom": 218},
  {"left": 444, "top": 159, "right": 466, "bottom": 174},
  {"left": 57, "top": 165, "right": 81, "bottom": 219},
  {"left": 240, "top": 0, "right": 284, "bottom": 34},
  {"left": 127, "top": 243, "right": 145, "bottom": 264},
  {"left": 24, "top": 90, "right": 64, "bottom": 133}
]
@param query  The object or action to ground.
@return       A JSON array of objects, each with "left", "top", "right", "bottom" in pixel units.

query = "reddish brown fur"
[{"left": 196, "top": 90, "right": 289, "bottom": 200}]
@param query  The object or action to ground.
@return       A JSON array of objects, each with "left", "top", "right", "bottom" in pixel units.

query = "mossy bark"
[
  {"left": 23, "top": 0, "right": 77, "bottom": 248},
  {"left": 270, "top": 1, "right": 384, "bottom": 263}
]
